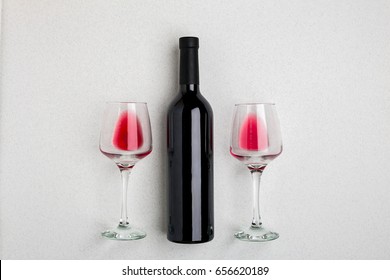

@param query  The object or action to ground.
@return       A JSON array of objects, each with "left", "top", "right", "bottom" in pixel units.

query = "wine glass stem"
[
  {"left": 251, "top": 170, "right": 263, "bottom": 228},
  {"left": 119, "top": 168, "right": 131, "bottom": 227}
]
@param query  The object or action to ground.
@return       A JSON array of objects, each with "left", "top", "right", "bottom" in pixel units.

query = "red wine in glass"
[
  {"left": 101, "top": 108, "right": 152, "bottom": 169},
  {"left": 230, "top": 111, "right": 281, "bottom": 168},
  {"left": 112, "top": 110, "right": 144, "bottom": 151},
  {"left": 239, "top": 113, "right": 268, "bottom": 151}
]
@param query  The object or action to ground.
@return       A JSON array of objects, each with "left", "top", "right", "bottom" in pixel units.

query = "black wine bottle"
[{"left": 167, "top": 37, "right": 214, "bottom": 243}]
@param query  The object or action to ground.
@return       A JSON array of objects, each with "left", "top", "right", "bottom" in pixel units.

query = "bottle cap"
[{"left": 179, "top": 37, "right": 199, "bottom": 49}]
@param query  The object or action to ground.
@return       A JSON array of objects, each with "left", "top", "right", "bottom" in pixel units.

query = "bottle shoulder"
[{"left": 168, "top": 92, "right": 213, "bottom": 115}]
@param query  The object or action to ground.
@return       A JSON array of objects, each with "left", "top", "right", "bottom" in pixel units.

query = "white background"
[{"left": 0, "top": 0, "right": 389, "bottom": 259}]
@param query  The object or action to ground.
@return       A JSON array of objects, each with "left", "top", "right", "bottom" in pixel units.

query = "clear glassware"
[
  {"left": 230, "top": 103, "right": 282, "bottom": 242},
  {"left": 99, "top": 102, "right": 152, "bottom": 240}
]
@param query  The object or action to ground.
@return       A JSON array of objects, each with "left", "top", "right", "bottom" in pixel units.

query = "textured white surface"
[{"left": 1, "top": 0, "right": 390, "bottom": 259}]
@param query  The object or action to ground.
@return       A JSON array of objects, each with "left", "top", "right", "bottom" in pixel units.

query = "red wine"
[
  {"left": 231, "top": 113, "right": 278, "bottom": 167},
  {"left": 239, "top": 113, "right": 268, "bottom": 151},
  {"left": 112, "top": 110, "right": 143, "bottom": 150},
  {"left": 167, "top": 37, "right": 214, "bottom": 243}
]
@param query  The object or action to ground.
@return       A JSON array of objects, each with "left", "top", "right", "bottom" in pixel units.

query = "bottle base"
[{"left": 167, "top": 236, "right": 214, "bottom": 244}]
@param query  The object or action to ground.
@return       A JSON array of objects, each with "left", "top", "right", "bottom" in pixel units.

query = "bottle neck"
[
  {"left": 180, "top": 84, "right": 200, "bottom": 94},
  {"left": 179, "top": 47, "right": 199, "bottom": 85}
]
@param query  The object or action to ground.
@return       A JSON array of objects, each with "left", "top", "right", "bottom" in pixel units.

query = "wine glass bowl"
[
  {"left": 100, "top": 102, "right": 152, "bottom": 168},
  {"left": 230, "top": 103, "right": 282, "bottom": 241},
  {"left": 230, "top": 103, "right": 282, "bottom": 166},
  {"left": 99, "top": 102, "right": 152, "bottom": 240}
]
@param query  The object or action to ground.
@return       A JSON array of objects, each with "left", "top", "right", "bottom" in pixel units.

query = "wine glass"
[
  {"left": 230, "top": 103, "right": 282, "bottom": 242},
  {"left": 99, "top": 102, "right": 152, "bottom": 240}
]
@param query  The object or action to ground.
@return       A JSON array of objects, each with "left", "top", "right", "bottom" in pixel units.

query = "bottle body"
[{"left": 167, "top": 38, "right": 214, "bottom": 243}]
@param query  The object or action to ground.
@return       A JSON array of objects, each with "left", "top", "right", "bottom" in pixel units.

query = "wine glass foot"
[
  {"left": 234, "top": 226, "right": 279, "bottom": 242},
  {"left": 101, "top": 225, "right": 146, "bottom": 241}
]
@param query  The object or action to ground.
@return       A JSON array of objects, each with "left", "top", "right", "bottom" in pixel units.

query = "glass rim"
[
  {"left": 105, "top": 101, "right": 147, "bottom": 104},
  {"left": 235, "top": 102, "right": 276, "bottom": 106}
]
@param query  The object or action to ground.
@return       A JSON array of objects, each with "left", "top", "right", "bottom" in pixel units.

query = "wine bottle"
[{"left": 167, "top": 37, "right": 214, "bottom": 243}]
